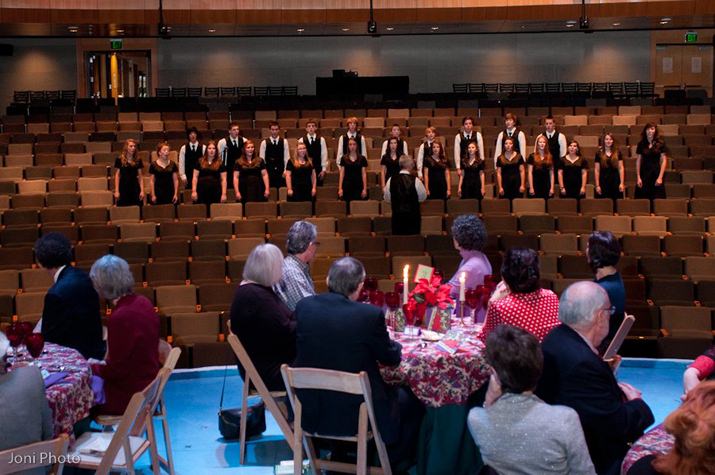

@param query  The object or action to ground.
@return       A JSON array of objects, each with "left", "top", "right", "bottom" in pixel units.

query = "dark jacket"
[
  {"left": 91, "top": 294, "right": 161, "bottom": 415},
  {"left": 41, "top": 266, "right": 104, "bottom": 360},
  {"left": 293, "top": 292, "right": 402, "bottom": 443},
  {"left": 230, "top": 283, "right": 296, "bottom": 391},
  {"left": 537, "top": 324, "right": 654, "bottom": 475}
]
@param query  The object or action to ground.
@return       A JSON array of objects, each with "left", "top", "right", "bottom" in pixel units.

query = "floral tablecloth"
[
  {"left": 38, "top": 343, "right": 96, "bottom": 437},
  {"left": 380, "top": 324, "right": 490, "bottom": 408},
  {"left": 621, "top": 424, "right": 674, "bottom": 474}
]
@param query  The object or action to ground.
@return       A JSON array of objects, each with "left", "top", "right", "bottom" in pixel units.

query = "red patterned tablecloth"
[
  {"left": 621, "top": 424, "right": 674, "bottom": 474},
  {"left": 380, "top": 324, "right": 490, "bottom": 408},
  {"left": 38, "top": 343, "right": 95, "bottom": 437}
]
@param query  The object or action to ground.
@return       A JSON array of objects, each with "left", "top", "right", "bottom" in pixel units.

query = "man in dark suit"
[
  {"left": 293, "top": 257, "right": 423, "bottom": 467},
  {"left": 537, "top": 281, "right": 654, "bottom": 475},
  {"left": 35, "top": 233, "right": 104, "bottom": 360}
]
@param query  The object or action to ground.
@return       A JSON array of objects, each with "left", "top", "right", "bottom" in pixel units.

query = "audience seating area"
[{"left": 0, "top": 103, "right": 714, "bottom": 365}]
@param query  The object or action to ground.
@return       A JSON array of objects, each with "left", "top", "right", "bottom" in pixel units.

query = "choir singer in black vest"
[
  {"left": 178, "top": 127, "right": 205, "bottom": 188},
  {"left": 383, "top": 155, "right": 427, "bottom": 235},
  {"left": 297, "top": 119, "right": 328, "bottom": 185},
  {"left": 260, "top": 121, "right": 290, "bottom": 190},
  {"left": 535, "top": 115, "right": 567, "bottom": 161}
]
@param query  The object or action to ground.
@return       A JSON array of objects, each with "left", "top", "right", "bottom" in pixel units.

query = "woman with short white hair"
[
  {"left": 89, "top": 254, "right": 161, "bottom": 415},
  {"left": 230, "top": 243, "right": 296, "bottom": 391}
]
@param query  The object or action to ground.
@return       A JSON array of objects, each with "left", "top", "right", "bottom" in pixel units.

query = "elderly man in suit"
[
  {"left": 35, "top": 233, "right": 104, "bottom": 360},
  {"left": 537, "top": 281, "right": 654, "bottom": 475},
  {"left": 292, "top": 257, "right": 423, "bottom": 468},
  {"left": 0, "top": 331, "right": 54, "bottom": 460}
]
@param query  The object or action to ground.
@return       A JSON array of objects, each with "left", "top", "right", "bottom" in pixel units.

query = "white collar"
[
  {"left": 54, "top": 265, "right": 67, "bottom": 283},
  {"left": 399, "top": 170, "right": 412, "bottom": 175}
]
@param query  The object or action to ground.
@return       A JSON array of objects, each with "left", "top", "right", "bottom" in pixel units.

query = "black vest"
[
  {"left": 303, "top": 135, "right": 323, "bottom": 174},
  {"left": 501, "top": 128, "right": 522, "bottom": 155},
  {"left": 184, "top": 141, "right": 203, "bottom": 174},
  {"left": 342, "top": 133, "right": 363, "bottom": 156},
  {"left": 264, "top": 137, "right": 285, "bottom": 175},
  {"left": 544, "top": 131, "right": 561, "bottom": 159},
  {"left": 387, "top": 138, "right": 406, "bottom": 156},
  {"left": 224, "top": 136, "right": 243, "bottom": 171},
  {"left": 422, "top": 141, "right": 434, "bottom": 158},
  {"left": 459, "top": 133, "right": 478, "bottom": 159},
  {"left": 391, "top": 173, "right": 419, "bottom": 216}
]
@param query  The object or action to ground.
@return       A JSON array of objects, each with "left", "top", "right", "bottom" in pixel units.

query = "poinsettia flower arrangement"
[{"left": 406, "top": 275, "right": 455, "bottom": 332}]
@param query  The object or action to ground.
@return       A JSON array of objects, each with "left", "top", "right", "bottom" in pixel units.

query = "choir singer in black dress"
[
  {"left": 458, "top": 140, "right": 486, "bottom": 200},
  {"left": 527, "top": 135, "right": 555, "bottom": 200},
  {"left": 558, "top": 140, "right": 588, "bottom": 200},
  {"left": 285, "top": 142, "right": 317, "bottom": 202},
  {"left": 192, "top": 141, "right": 227, "bottom": 207},
  {"left": 149, "top": 141, "right": 179, "bottom": 205},
  {"left": 595, "top": 132, "right": 625, "bottom": 201},
  {"left": 635, "top": 123, "right": 668, "bottom": 201},
  {"left": 383, "top": 155, "right": 427, "bottom": 235}
]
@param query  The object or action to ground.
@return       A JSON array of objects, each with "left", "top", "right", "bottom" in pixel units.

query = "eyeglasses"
[{"left": 601, "top": 306, "right": 616, "bottom": 316}]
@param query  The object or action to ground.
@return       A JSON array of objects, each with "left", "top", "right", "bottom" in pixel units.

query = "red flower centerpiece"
[{"left": 408, "top": 274, "right": 455, "bottom": 333}]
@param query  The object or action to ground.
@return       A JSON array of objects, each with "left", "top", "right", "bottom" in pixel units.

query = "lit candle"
[
  {"left": 403, "top": 265, "right": 409, "bottom": 304},
  {"left": 459, "top": 272, "right": 466, "bottom": 302}
]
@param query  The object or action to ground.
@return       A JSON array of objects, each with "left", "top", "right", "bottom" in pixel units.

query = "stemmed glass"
[
  {"left": 384, "top": 292, "right": 401, "bottom": 330},
  {"left": 364, "top": 277, "right": 378, "bottom": 292},
  {"left": 6, "top": 322, "right": 23, "bottom": 364},
  {"left": 25, "top": 333, "right": 45, "bottom": 366},
  {"left": 370, "top": 290, "right": 385, "bottom": 308},
  {"left": 402, "top": 303, "right": 418, "bottom": 337},
  {"left": 465, "top": 288, "right": 480, "bottom": 326}
]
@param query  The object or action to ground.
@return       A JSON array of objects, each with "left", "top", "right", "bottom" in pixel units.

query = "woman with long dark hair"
[
  {"left": 635, "top": 123, "right": 668, "bottom": 200},
  {"left": 595, "top": 132, "right": 625, "bottom": 201}
]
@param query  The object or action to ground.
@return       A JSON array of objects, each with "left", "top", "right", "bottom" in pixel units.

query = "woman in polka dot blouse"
[{"left": 481, "top": 247, "right": 560, "bottom": 342}]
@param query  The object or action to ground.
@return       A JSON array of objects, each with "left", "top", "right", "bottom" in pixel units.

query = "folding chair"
[
  {"left": 281, "top": 364, "right": 392, "bottom": 475},
  {"left": 0, "top": 434, "right": 70, "bottom": 474},
  {"left": 227, "top": 333, "right": 294, "bottom": 465}
]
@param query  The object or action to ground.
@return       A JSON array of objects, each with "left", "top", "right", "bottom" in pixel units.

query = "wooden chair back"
[{"left": 0, "top": 434, "right": 69, "bottom": 474}]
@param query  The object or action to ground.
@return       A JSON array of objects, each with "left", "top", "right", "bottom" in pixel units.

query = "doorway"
[{"left": 86, "top": 50, "right": 151, "bottom": 99}]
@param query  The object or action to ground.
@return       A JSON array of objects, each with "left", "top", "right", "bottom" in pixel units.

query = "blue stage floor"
[{"left": 136, "top": 358, "right": 689, "bottom": 474}]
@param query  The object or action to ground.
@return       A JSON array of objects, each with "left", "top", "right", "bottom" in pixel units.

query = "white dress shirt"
[
  {"left": 297, "top": 134, "right": 329, "bottom": 171},
  {"left": 493, "top": 129, "right": 527, "bottom": 167},
  {"left": 383, "top": 170, "right": 428, "bottom": 203},
  {"left": 178, "top": 142, "right": 206, "bottom": 181},
  {"left": 535, "top": 131, "right": 567, "bottom": 159},
  {"left": 259, "top": 137, "right": 291, "bottom": 168},
  {"left": 454, "top": 131, "right": 485, "bottom": 170},
  {"left": 380, "top": 139, "right": 410, "bottom": 158},
  {"left": 336, "top": 133, "right": 369, "bottom": 165}
]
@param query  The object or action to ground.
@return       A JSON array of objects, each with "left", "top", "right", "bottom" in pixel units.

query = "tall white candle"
[
  {"left": 403, "top": 265, "right": 409, "bottom": 304},
  {"left": 459, "top": 272, "right": 466, "bottom": 302}
]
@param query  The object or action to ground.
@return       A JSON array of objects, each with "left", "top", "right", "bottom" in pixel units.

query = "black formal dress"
[
  {"left": 293, "top": 292, "right": 403, "bottom": 442},
  {"left": 286, "top": 159, "right": 314, "bottom": 202},
  {"left": 635, "top": 141, "right": 667, "bottom": 200},
  {"left": 149, "top": 160, "right": 178, "bottom": 205},
  {"left": 41, "top": 266, "right": 105, "bottom": 360},
  {"left": 229, "top": 283, "right": 296, "bottom": 391},
  {"left": 497, "top": 153, "right": 525, "bottom": 200},
  {"left": 114, "top": 157, "right": 144, "bottom": 207},
  {"left": 559, "top": 156, "right": 588, "bottom": 199},
  {"left": 537, "top": 324, "right": 654, "bottom": 475},
  {"left": 390, "top": 173, "right": 421, "bottom": 235},
  {"left": 461, "top": 158, "right": 485, "bottom": 200},
  {"left": 381, "top": 154, "right": 401, "bottom": 185},
  {"left": 595, "top": 151, "right": 623, "bottom": 201},
  {"left": 424, "top": 156, "right": 449, "bottom": 200},
  {"left": 527, "top": 154, "right": 554, "bottom": 199},
  {"left": 236, "top": 159, "right": 267, "bottom": 203},
  {"left": 194, "top": 161, "right": 225, "bottom": 206},
  {"left": 340, "top": 155, "right": 367, "bottom": 202}
]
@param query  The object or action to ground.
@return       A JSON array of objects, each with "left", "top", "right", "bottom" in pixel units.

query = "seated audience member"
[
  {"left": 293, "top": 257, "right": 423, "bottom": 467},
  {"left": 0, "top": 331, "right": 54, "bottom": 455},
  {"left": 230, "top": 244, "right": 295, "bottom": 391},
  {"left": 587, "top": 231, "right": 626, "bottom": 352},
  {"left": 35, "top": 233, "right": 105, "bottom": 360},
  {"left": 683, "top": 345, "right": 715, "bottom": 395},
  {"left": 537, "top": 281, "right": 654, "bottom": 475},
  {"left": 627, "top": 381, "right": 715, "bottom": 475},
  {"left": 469, "top": 325, "right": 596, "bottom": 475},
  {"left": 383, "top": 155, "right": 427, "bottom": 235},
  {"left": 89, "top": 255, "right": 161, "bottom": 415},
  {"left": 448, "top": 215, "right": 492, "bottom": 321},
  {"left": 481, "top": 248, "right": 560, "bottom": 342},
  {"left": 275, "top": 221, "right": 319, "bottom": 311}
]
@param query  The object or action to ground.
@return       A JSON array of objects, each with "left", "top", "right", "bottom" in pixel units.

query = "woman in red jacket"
[{"left": 89, "top": 255, "right": 161, "bottom": 415}]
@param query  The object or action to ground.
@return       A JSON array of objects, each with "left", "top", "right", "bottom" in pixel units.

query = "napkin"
[
  {"left": 90, "top": 375, "right": 106, "bottom": 405},
  {"left": 43, "top": 371, "right": 69, "bottom": 388},
  {"left": 77, "top": 433, "right": 113, "bottom": 455}
]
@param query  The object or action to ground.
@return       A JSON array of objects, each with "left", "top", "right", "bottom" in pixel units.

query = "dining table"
[
  {"left": 380, "top": 321, "right": 490, "bottom": 475},
  {"left": 621, "top": 424, "right": 674, "bottom": 474}
]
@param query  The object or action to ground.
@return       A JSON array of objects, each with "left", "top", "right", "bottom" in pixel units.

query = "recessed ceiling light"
[
  {"left": 661, "top": 17, "right": 672, "bottom": 22},
  {"left": 116, "top": 29, "right": 125, "bottom": 34},
  {"left": 68, "top": 26, "right": 79, "bottom": 33},
  {"left": 341, "top": 28, "right": 350, "bottom": 32},
  {"left": 612, "top": 22, "right": 621, "bottom": 26},
  {"left": 386, "top": 26, "right": 394, "bottom": 31},
  {"left": 566, "top": 20, "right": 578, "bottom": 25},
  {"left": 297, "top": 28, "right": 304, "bottom": 32},
  {"left": 566, "top": 24, "right": 575, "bottom": 28},
  {"left": 431, "top": 26, "right": 439, "bottom": 31},
  {"left": 208, "top": 28, "right": 216, "bottom": 33},
  {"left": 660, "top": 20, "right": 669, "bottom": 25}
]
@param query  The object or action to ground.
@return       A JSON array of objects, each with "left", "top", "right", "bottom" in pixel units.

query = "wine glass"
[
  {"left": 358, "top": 288, "right": 370, "bottom": 303},
  {"left": 402, "top": 303, "right": 417, "bottom": 337},
  {"left": 393, "top": 282, "right": 405, "bottom": 295},
  {"left": 385, "top": 292, "right": 400, "bottom": 310},
  {"left": 465, "top": 288, "right": 480, "bottom": 325},
  {"left": 364, "top": 277, "right": 378, "bottom": 292},
  {"left": 6, "top": 323, "right": 23, "bottom": 364},
  {"left": 370, "top": 290, "right": 385, "bottom": 308},
  {"left": 25, "top": 333, "right": 44, "bottom": 361}
]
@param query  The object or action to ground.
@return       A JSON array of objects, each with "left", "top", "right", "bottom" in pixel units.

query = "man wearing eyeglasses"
[
  {"left": 274, "top": 221, "right": 319, "bottom": 311},
  {"left": 537, "top": 281, "right": 654, "bottom": 475}
]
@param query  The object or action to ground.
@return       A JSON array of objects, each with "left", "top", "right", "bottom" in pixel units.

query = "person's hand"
[
  {"left": 580, "top": 187, "right": 586, "bottom": 196},
  {"left": 481, "top": 187, "right": 486, "bottom": 197},
  {"left": 519, "top": 185, "right": 526, "bottom": 193},
  {"left": 191, "top": 191, "right": 198, "bottom": 202},
  {"left": 457, "top": 169, "right": 463, "bottom": 177},
  {"left": 446, "top": 189, "right": 451, "bottom": 198},
  {"left": 619, "top": 183, "right": 625, "bottom": 193},
  {"left": 338, "top": 189, "right": 343, "bottom": 198},
  {"left": 311, "top": 188, "right": 317, "bottom": 197},
  {"left": 221, "top": 193, "right": 227, "bottom": 203},
  {"left": 151, "top": 195, "right": 157, "bottom": 204},
  {"left": 361, "top": 189, "right": 368, "bottom": 199},
  {"left": 139, "top": 192, "right": 145, "bottom": 201},
  {"left": 264, "top": 189, "right": 270, "bottom": 198},
  {"left": 287, "top": 189, "right": 294, "bottom": 197},
  {"left": 682, "top": 367, "right": 701, "bottom": 399},
  {"left": 560, "top": 187, "right": 566, "bottom": 195},
  {"left": 172, "top": 194, "right": 178, "bottom": 204},
  {"left": 319, "top": 171, "right": 326, "bottom": 179},
  {"left": 457, "top": 188, "right": 462, "bottom": 198},
  {"left": 528, "top": 189, "right": 535, "bottom": 197},
  {"left": 637, "top": 177, "right": 643, "bottom": 188},
  {"left": 489, "top": 280, "right": 510, "bottom": 303},
  {"left": 655, "top": 177, "right": 663, "bottom": 186},
  {"left": 114, "top": 191, "right": 120, "bottom": 200},
  {"left": 498, "top": 187, "right": 504, "bottom": 196},
  {"left": 549, "top": 188, "right": 554, "bottom": 197},
  {"left": 618, "top": 382, "right": 642, "bottom": 401},
  {"left": 604, "top": 354, "right": 622, "bottom": 372},
  {"left": 484, "top": 372, "right": 503, "bottom": 408},
  {"left": 595, "top": 185, "right": 601, "bottom": 194}
]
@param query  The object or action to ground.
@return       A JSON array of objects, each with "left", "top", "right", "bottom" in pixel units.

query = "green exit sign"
[
  {"left": 110, "top": 39, "right": 123, "bottom": 50},
  {"left": 685, "top": 31, "right": 698, "bottom": 43}
]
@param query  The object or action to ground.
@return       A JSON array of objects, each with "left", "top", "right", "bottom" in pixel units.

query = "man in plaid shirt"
[{"left": 274, "top": 220, "right": 318, "bottom": 310}]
